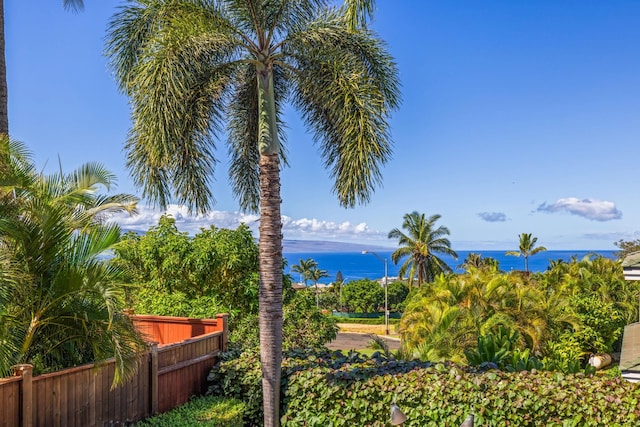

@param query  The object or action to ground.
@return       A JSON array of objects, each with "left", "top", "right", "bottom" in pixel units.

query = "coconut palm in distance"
[
  {"left": 106, "top": 1, "right": 399, "bottom": 424},
  {"left": 388, "top": 212, "right": 458, "bottom": 287},
  {"left": 291, "top": 258, "right": 318, "bottom": 287},
  {"left": 506, "top": 233, "right": 547, "bottom": 272},
  {"left": 308, "top": 266, "right": 330, "bottom": 308},
  {"left": 460, "top": 253, "right": 500, "bottom": 272}
]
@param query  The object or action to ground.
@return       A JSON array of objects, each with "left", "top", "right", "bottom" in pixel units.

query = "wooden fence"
[{"left": 0, "top": 314, "right": 228, "bottom": 427}]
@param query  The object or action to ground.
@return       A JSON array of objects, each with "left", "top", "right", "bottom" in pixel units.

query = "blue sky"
[{"left": 6, "top": 1, "right": 640, "bottom": 250}]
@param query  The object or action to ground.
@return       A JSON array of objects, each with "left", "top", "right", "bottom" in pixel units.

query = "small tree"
[
  {"left": 506, "top": 233, "right": 547, "bottom": 272},
  {"left": 614, "top": 238, "right": 640, "bottom": 261},
  {"left": 113, "top": 216, "right": 260, "bottom": 315},
  {"left": 291, "top": 258, "right": 318, "bottom": 287},
  {"left": 388, "top": 212, "right": 458, "bottom": 286},
  {"left": 387, "top": 281, "right": 410, "bottom": 312},
  {"left": 342, "top": 279, "right": 384, "bottom": 313},
  {"left": 308, "top": 267, "right": 329, "bottom": 308}
]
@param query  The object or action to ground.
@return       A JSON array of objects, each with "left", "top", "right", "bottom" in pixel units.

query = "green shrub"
[
  {"left": 571, "top": 295, "right": 624, "bottom": 354},
  {"left": 465, "top": 327, "right": 594, "bottom": 375},
  {"left": 229, "top": 291, "right": 338, "bottom": 352},
  {"left": 282, "top": 363, "right": 640, "bottom": 426},
  {"left": 134, "top": 395, "right": 244, "bottom": 426},
  {"left": 330, "top": 316, "right": 401, "bottom": 325},
  {"left": 208, "top": 348, "right": 640, "bottom": 426},
  {"left": 207, "top": 349, "right": 418, "bottom": 426},
  {"left": 341, "top": 279, "right": 384, "bottom": 312},
  {"left": 133, "top": 288, "right": 230, "bottom": 319},
  {"left": 387, "top": 281, "right": 410, "bottom": 311},
  {"left": 464, "top": 326, "right": 520, "bottom": 368}
]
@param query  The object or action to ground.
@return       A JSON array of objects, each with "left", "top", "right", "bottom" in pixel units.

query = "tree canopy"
[{"left": 388, "top": 212, "right": 457, "bottom": 286}]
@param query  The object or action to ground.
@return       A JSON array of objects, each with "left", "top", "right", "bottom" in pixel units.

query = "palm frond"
[{"left": 286, "top": 12, "right": 399, "bottom": 207}]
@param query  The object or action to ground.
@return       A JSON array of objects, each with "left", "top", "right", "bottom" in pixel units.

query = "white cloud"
[
  {"left": 536, "top": 198, "right": 622, "bottom": 221},
  {"left": 281, "top": 215, "right": 386, "bottom": 241},
  {"left": 478, "top": 212, "right": 508, "bottom": 222},
  {"left": 110, "top": 204, "right": 259, "bottom": 235},
  {"left": 110, "top": 204, "right": 387, "bottom": 243}
]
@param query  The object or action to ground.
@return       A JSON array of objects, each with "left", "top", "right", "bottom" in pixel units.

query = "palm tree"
[
  {"left": 290, "top": 258, "right": 318, "bottom": 287},
  {"left": 308, "top": 266, "right": 329, "bottom": 307},
  {"left": 106, "top": 1, "right": 399, "bottom": 424},
  {"left": 0, "top": 1, "right": 85, "bottom": 137},
  {"left": 0, "top": 138, "right": 144, "bottom": 384},
  {"left": 388, "top": 212, "right": 458, "bottom": 286},
  {"left": 506, "top": 233, "right": 547, "bottom": 272},
  {"left": 459, "top": 253, "right": 500, "bottom": 272}
]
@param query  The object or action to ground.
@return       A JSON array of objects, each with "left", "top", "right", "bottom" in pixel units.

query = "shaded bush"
[{"left": 229, "top": 290, "right": 338, "bottom": 352}]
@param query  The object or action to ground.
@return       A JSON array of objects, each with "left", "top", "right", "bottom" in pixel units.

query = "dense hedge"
[
  {"left": 283, "top": 363, "right": 640, "bottom": 426},
  {"left": 208, "top": 350, "right": 640, "bottom": 426},
  {"left": 331, "top": 316, "right": 401, "bottom": 325}
]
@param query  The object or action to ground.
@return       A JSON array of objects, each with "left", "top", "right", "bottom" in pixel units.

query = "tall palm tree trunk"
[
  {"left": 0, "top": 0, "right": 8, "bottom": 136},
  {"left": 258, "top": 153, "right": 283, "bottom": 427}
]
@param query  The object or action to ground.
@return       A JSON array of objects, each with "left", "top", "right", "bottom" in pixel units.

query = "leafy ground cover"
[
  {"left": 133, "top": 395, "right": 244, "bottom": 427},
  {"left": 209, "top": 349, "right": 640, "bottom": 427}
]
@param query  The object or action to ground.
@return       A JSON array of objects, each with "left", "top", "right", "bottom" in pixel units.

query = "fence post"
[
  {"left": 216, "top": 313, "right": 229, "bottom": 351},
  {"left": 12, "top": 364, "right": 33, "bottom": 427},
  {"left": 149, "top": 343, "right": 158, "bottom": 416}
]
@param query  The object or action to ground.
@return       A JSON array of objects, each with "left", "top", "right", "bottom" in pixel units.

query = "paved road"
[{"left": 326, "top": 332, "right": 401, "bottom": 351}]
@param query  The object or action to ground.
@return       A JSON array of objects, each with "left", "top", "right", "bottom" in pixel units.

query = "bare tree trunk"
[
  {"left": 258, "top": 153, "right": 283, "bottom": 427},
  {"left": 0, "top": 0, "right": 9, "bottom": 136}
]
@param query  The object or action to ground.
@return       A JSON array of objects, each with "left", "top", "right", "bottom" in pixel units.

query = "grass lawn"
[{"left": 134, "top": 395, "right": 244, "bottom": 427}]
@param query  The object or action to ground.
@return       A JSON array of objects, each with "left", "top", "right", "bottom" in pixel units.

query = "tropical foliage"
[
  {"left": 229, "top": 289, "right": 338, "bottom": 352},
  {"left": 460, "top": 252, "right": 500, "bottom": 271},
  {"left": 341, "top": 278, "right": 384, "bottom": 313},
  {"left": 387, "top": 280, "right": 410, "bottom": 311},
  {"left": 0, "top": 138, "right": 144, "bottom": 384},
  {"left": 210, "top": 348, "right": 640, "bottom": 427},
  {"left": 106, "top": 1, "right": 399, "bottom": 424},
  {"left": 398, "top": 255, "right": 639, "bottom": 369},
  {"left": 388, "top": 212, "right": 458, "bottom": 286},
  {"left": 290, "top": 259, "right": 317, "bottom": 286},
  {"left": 113, "top": 215, "right": 260, "bottom": 317},
  {"left": 290, "top": 258, "right": 328, "bottom": 307},
  {"left": 506, "top": 232, "right": 547, "bottom": 272}
]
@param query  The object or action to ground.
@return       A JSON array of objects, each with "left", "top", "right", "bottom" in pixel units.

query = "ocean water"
[{"left": 283, "top": 250, "right": 616, "bottom": 284}]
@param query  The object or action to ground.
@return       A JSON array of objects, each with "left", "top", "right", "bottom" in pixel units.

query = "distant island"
[{"left": 283, "top": 240, "right": 393, "bottom": 253}]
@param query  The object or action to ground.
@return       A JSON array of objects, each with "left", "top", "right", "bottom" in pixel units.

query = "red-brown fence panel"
[
  {"left": 0, "top": 314, "right": 227, "bottom": 427},
  {"left": 155, "top": 332, "right": 223, "bottom": 414},
  {"left": 0, "top": 377, "right": 21, "bottom": 427}
]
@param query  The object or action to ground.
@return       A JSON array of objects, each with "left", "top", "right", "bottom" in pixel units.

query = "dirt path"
[{"left": 326, "top": 332, "right": 400, "bottom": 351}]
